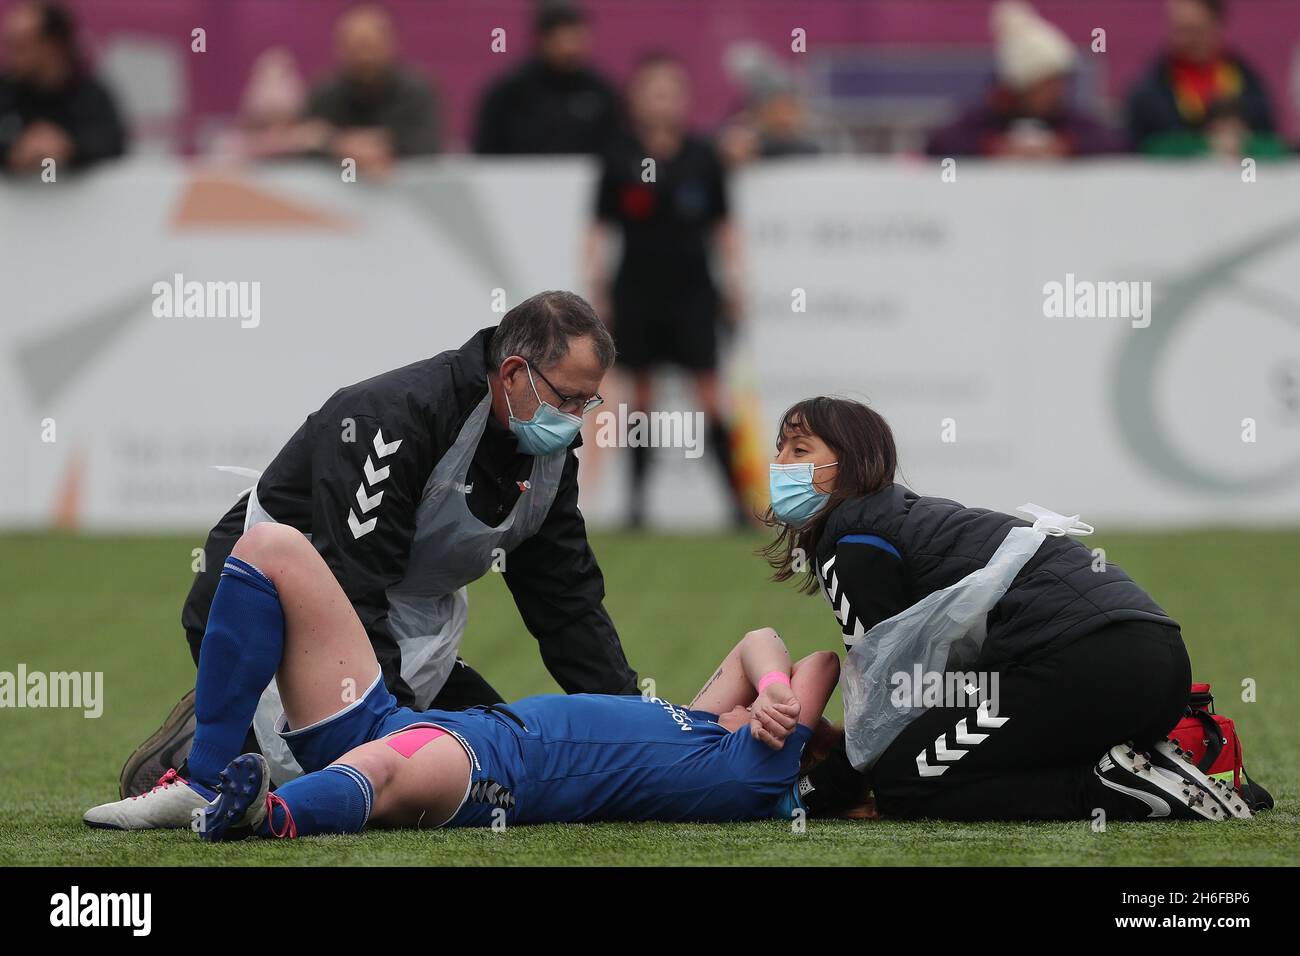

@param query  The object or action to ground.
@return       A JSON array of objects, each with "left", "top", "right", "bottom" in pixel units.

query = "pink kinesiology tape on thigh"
[{"left": 385, "top": 726, "right": 447, "bottom": 758}]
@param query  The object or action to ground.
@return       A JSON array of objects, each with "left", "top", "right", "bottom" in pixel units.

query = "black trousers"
[
  {"left": 868, "top": 620, "right": 1191, "bottom": 821},
  {"left": 431, "top": 659, "right": 506, "bottom": 710}
]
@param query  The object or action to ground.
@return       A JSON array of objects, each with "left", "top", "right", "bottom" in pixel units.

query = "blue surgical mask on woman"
[
  {"left": 505, "top": 364, "right": 583, "bottom": 456},
  {"left": 769, "top": 460, "right": 838, "bottom": 525}
]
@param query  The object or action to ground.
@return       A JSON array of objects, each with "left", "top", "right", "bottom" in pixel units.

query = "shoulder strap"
[{"left": 1187, "top": 709, "right": 1224, "bottom": 773}]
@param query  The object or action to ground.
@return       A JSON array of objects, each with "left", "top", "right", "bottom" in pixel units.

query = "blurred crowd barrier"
[
  {"left": 3, "top": 156, "right": 1299, "bottom": 532},
  {"left": 5, "top": 0, "right": 1300, "bottom": 154}
]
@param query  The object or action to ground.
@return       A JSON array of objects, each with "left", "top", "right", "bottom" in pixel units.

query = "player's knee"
[
  {"left": 334, "top": 743, "right": 396, "bottom": 794},
  {"left": 742, "top": 626, "right": 780, "bottom": 644},
  {"left": 232, "top": 522, "right": 310, "bottom": 570}
]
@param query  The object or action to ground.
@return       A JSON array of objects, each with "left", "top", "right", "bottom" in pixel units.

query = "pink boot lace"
[
  {"left": 131, "top": 768, "right": 185, "bottom": 800},
  {"left": 265, "top": 791, "right": 297, "bottom": 838}
]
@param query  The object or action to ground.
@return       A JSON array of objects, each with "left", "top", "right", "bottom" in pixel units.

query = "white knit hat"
[{"left": 992, "top": 0, "right": 1077, "bottom": 90}]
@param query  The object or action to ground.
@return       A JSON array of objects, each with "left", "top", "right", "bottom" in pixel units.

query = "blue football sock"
[
  {"left": 260, "top": 764, "right": 374, "bottom": 838},
  {"left": 187, "top": 556, "right": 284, "bottom": 788}
]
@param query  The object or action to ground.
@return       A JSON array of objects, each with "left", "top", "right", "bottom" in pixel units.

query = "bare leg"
[
  {"left": 222, "top": 526, "right": 469, "bottom": 836},
  {"left": 230, "top": 523, "right": 380, "bottom": 731},
  {"left": 330, "top": 734, "right": 471, "bottom": 830}
]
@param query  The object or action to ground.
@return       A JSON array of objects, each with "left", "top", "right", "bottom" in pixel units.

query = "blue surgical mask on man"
[
  {"left": 505, "top": 363, "right": 583, "bottom": 456},
  {"left": 769, "top": 460, "right": 838, "bottom": 525}
]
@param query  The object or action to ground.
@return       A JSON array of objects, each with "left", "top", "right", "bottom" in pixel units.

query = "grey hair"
[{"left": 487, "top": 290, "right": 616, "bottom": 371}]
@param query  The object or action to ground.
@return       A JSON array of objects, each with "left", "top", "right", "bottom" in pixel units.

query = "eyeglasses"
[{"left": 530, "top": 364, "right": 604, "bottom": 417}]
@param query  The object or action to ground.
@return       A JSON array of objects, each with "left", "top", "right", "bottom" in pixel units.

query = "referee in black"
[{"left": 585, "top": 52, "right": 749, "bottom": 528}]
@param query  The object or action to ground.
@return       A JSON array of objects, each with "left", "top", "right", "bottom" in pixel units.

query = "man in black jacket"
[
  {"left": 0, "top": 1, "right": 126, "bottom": 173},
  {"left": 302, "top": 3, "right": 441, "bottom": 176},
  {"left": 472, "top": 1, "right": 620, "bottom": 156},
  {"left": 120, "top": 291, "right": 638, "bottom": 799},
  {"left": 1125, "top": 0, "right": 1279, "bottom": 156}
]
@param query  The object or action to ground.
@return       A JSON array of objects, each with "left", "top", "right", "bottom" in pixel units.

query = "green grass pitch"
[{"left": 1, "top": 529, "right": 1296, "bottom": 866}]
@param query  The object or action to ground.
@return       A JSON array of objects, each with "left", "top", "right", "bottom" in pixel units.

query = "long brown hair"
[{"left": 759, "top": 397, "right": 898, "bottom": 594}]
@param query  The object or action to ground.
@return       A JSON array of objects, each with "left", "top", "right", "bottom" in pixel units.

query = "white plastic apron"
[
  {"left": 222, "top": 390, "right": 565, "bottom": 784},
  {"left": 840, "top": 504, "right": 1094, "bottom": 771}
]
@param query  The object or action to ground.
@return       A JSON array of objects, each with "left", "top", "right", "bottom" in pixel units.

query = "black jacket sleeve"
[
  {"left": 389, "top": 76, "right": 442, "bottom": 156},
  {"left": 593, "top": 148, "right": 619, "bottom": 221},
  {"left": 502, "top": 450, "right": 639, "bottom": 695},
  {"left": 1125, "top": 66, "right": 1178, "bottom": 150},
  {"left": 67, "top": 78, "right": 127, "bottom": 168},
  {"left": 1234, "top": 59, "right": 1277, "bottom": 134},
  {"left": 472, "top": 78, "right": 512, "bottom": 155},
  {"left": 805, "top": 533, "right": 909, "bottom": 815},
  {"left": 0, "top": 82, "right": 18, "bottom": 168},
  {"left": 821, "top": 533, "right": 909, "bottom": 647},
  {"left": 263, "top": 401, "right": 434, "bottom": 706}
]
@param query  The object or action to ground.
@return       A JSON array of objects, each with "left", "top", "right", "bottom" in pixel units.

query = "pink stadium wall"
[{"left": 3, "top": 0, "right": 1299, "bottom": 148}]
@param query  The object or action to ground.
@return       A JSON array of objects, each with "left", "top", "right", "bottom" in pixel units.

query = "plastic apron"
[
  {"left": 840, "top": 504, "right": 1094, "bottom": 772},
  {"left": 227, "top": 391, "right": 565, "bottom": 784}
]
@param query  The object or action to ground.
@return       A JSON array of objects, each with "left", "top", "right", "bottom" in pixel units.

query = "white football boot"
[
  {"left": 1094, "top": 744, "right": 1227, "bottom": 821},
  {"left": 1149, "top": 738, "right": 1253, "bottom": 819},
  {"left": 84, "top": 768, "right": 215, "bottom": 830}
]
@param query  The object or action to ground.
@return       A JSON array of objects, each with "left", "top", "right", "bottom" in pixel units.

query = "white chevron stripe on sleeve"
[
  {"left": 347, "top": 510, "right": 377, "bottom": 539},
  {"left": 355, "top": 484, "right": 384, "bottom": 513},
  {"left": 976, "top": 700, "right": 1010, "bottom": 728},
  {"left": 362, "top": 455, "right": 390, "bottom": 486},
  {"left": 916, "top": 751, "right": 948, "bottom": 777},
  {"left": 372, "top": 428, "right": 403, "bottom": 458},
  {"left": 933, "top": 735, "right": 967, "bottom": 762},
  {"left": 953, "top": 718, "right": 989, "bottom": 745},
  {"left": 346, "top": 431, "right": 402, "bottom": 541}
]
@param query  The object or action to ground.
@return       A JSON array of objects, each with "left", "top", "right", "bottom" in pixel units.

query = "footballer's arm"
[{"left": 691, "top": 628, "right": 840, "bottom": 749}]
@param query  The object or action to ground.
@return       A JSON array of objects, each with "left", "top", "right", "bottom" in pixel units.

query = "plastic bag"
[{"left": 840, "top": 504, "right": 1093, "bottom": 771}]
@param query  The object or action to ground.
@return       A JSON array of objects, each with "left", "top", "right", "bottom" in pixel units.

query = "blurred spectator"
[
  {"left": 213, "top": 48, "right": 316, "bottom": 161},
  {"left": 585, "top": 54, "right": 748, "bottom": 528},
  {"left": 718, "top": 69, "right": 822, "bottom": 166},
  {"left": 473, "top": 0, "right": 620, "bottom": 155},
  {"left": 747, "top": 80, "right": 822, "bottom": 158},
  {"left": 927, "top": 1, "right": 1122, "bottom": 159},
  {"left": 303, "top": 3, "right": 441, "bottom": 175},
  {"left": 0, "top": 1, "right": 126, "bottom": 173},
  {"left": 1126, "top": 0, "right": 1286, "bottom": 157}
]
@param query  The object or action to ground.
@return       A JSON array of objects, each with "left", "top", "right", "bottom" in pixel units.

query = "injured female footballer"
[{"left": 84, "top": 522, "right": 841, "bottom": 839}]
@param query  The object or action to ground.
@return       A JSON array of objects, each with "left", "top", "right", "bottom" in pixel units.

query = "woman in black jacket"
[{"left": 763, "top": 396, "right": 1250, "bottom": 822}]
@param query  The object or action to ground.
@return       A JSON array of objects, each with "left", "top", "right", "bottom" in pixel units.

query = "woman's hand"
[{"left": 749, "top": 682, "right": 800, "bottom": 750}]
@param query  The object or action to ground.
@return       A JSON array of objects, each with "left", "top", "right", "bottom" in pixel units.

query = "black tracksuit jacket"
[{"left": 180, "top": 327, "right": 638, "bottom": 707}]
